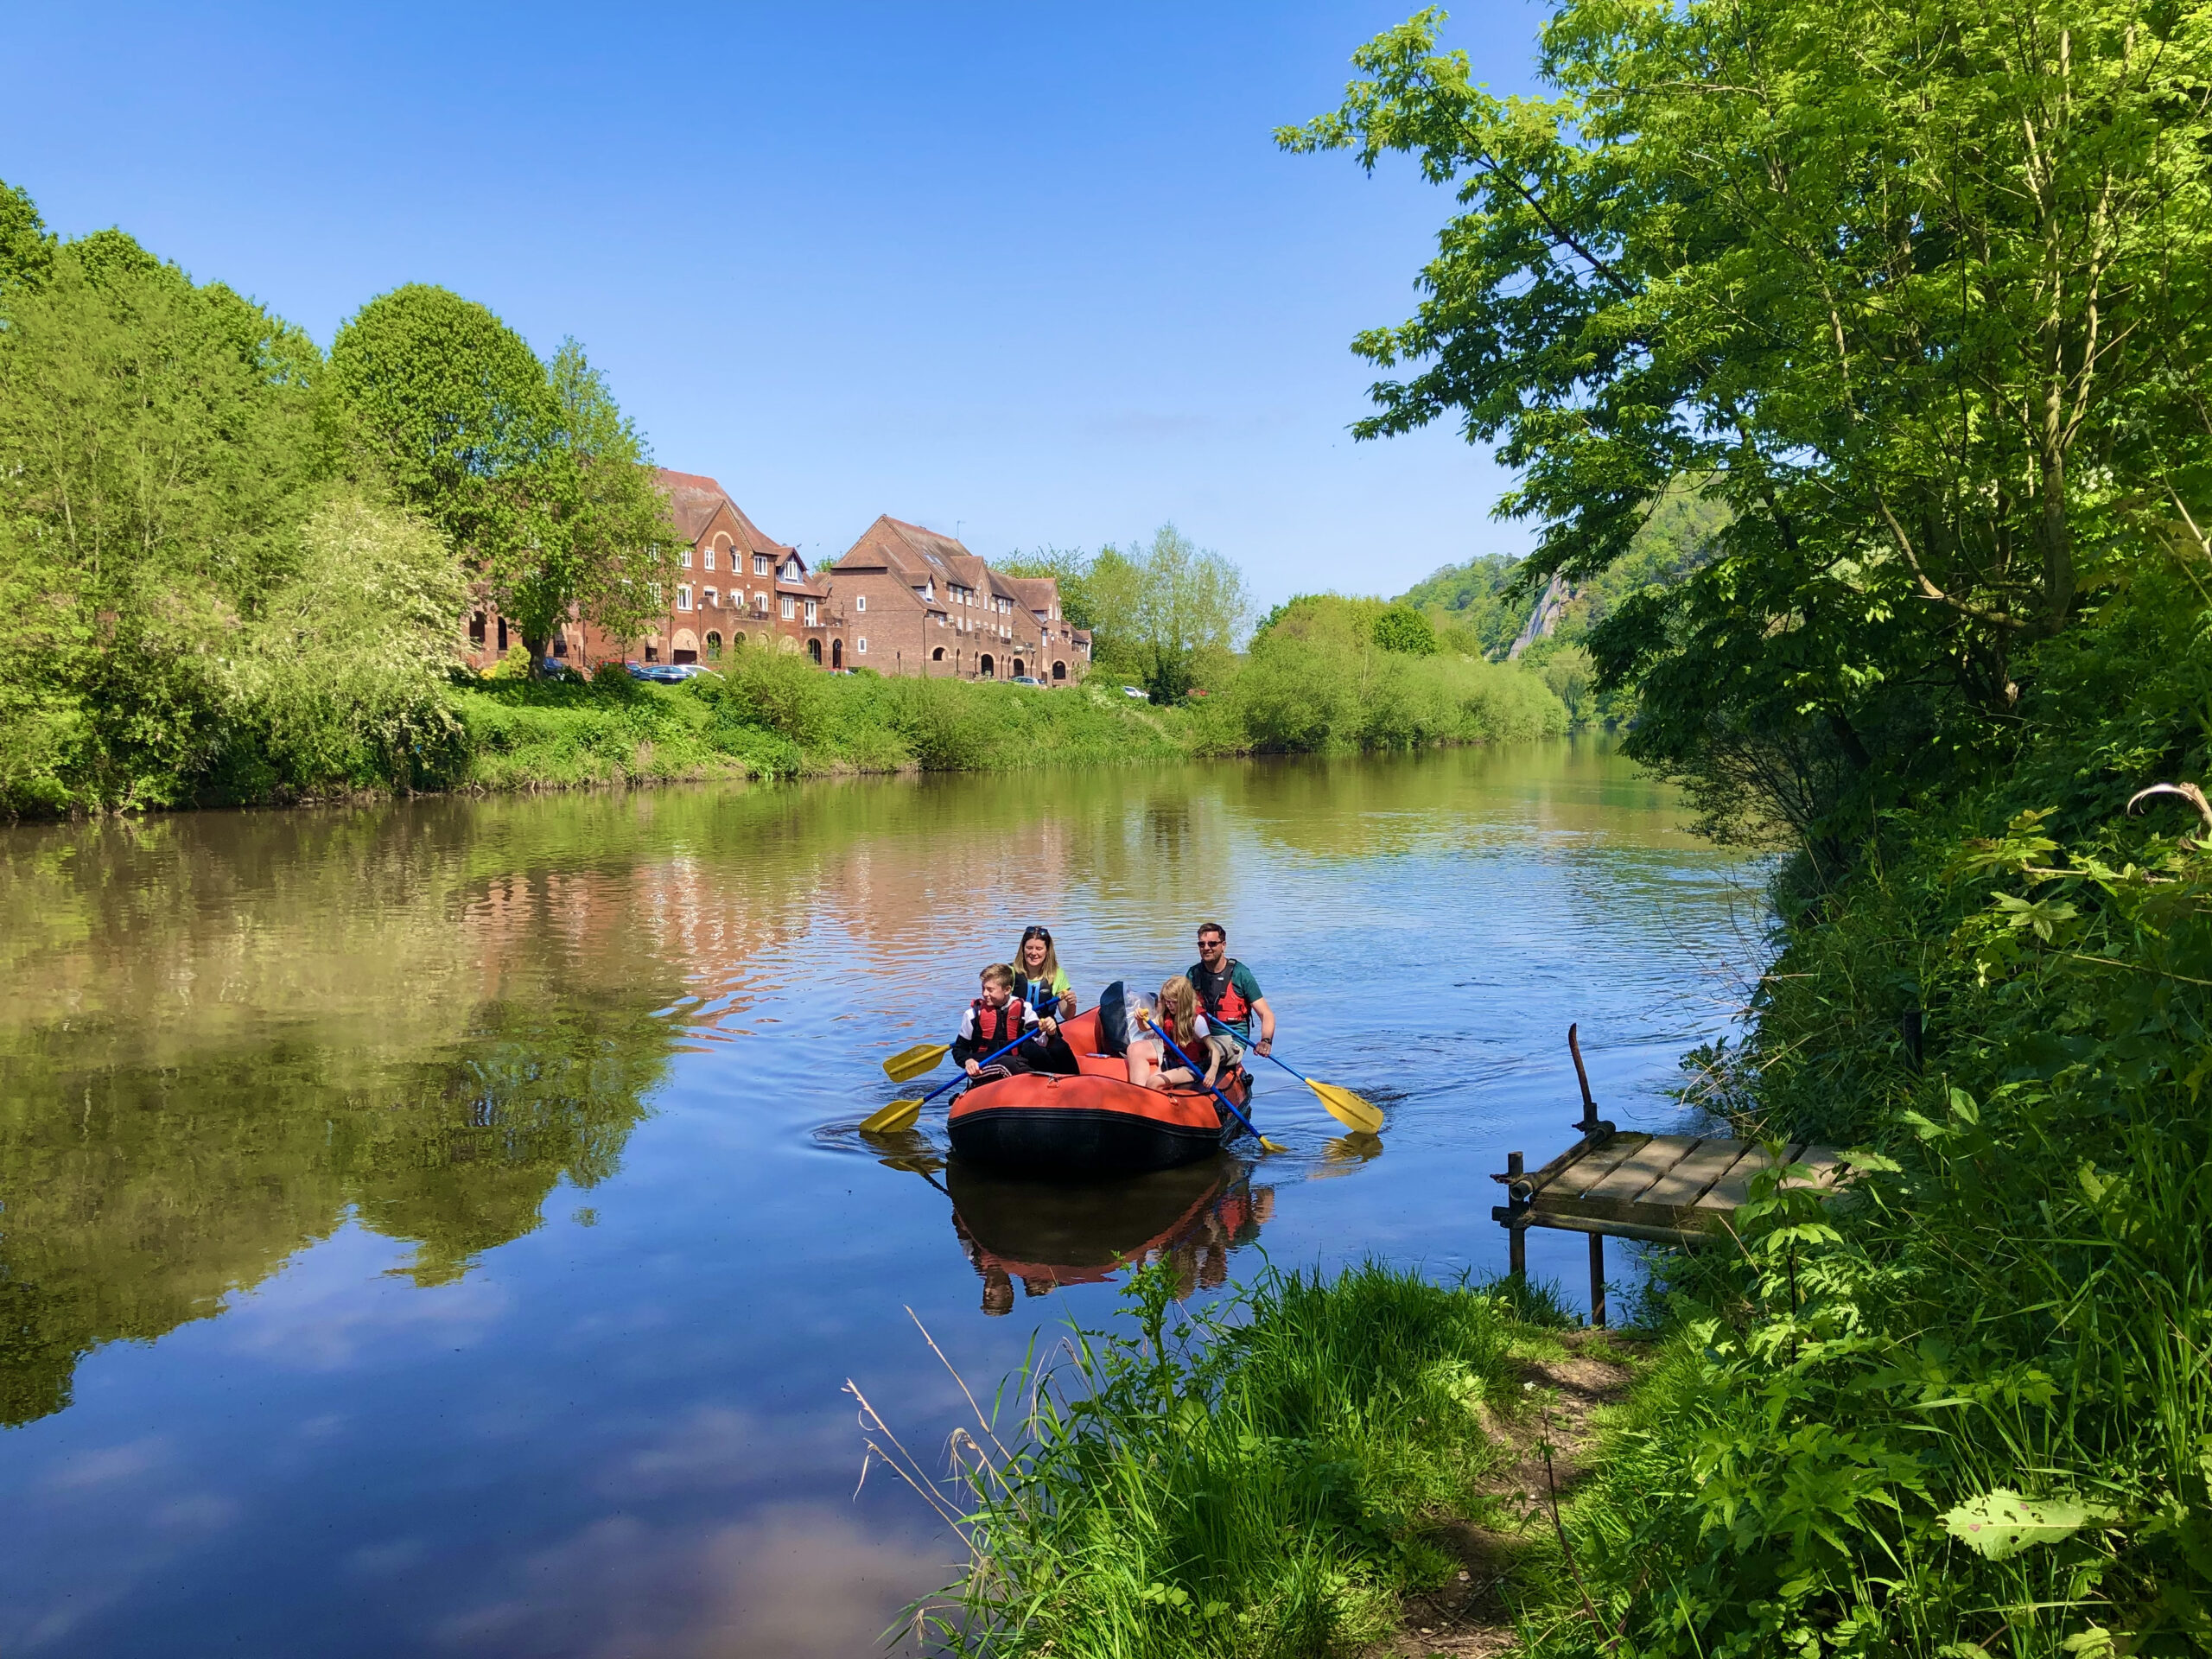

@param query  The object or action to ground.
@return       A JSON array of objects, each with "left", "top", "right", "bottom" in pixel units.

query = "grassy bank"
[
  {"left": 879, "top": 1261, "right": 1578, "bottom": 1657},
  {"left": 454, "top": 635, "right": 1567, "bottom": 793}
]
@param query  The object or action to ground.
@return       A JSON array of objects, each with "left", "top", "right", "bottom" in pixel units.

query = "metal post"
[
  {"left": 1588, "top": 1231, "right": 1607, "bottom": 1327},
  {"left": 1506, "top": 1152, "right": 1526, "bottom": 1280}
]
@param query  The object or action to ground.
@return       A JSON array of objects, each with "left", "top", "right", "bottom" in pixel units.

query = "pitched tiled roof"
[
  {"left": 995, "top": 574, "right": 1059, "bottom": 617},
  {"left": 656, "top": 469, "right": 795, "bottom": 560}
]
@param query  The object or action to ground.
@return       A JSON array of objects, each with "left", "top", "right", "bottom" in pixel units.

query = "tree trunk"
[{"left": 523, "top": 632, "right": 550, "bottom": 677}]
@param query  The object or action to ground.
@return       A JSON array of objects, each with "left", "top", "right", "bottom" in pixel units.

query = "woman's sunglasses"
[{"left": 1021, "top": 925, "right": 1052, "bottom": 943}]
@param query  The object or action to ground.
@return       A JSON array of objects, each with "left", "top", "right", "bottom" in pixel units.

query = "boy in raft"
[{"left": 954, "top": 963, "right": 1043, "bottom": 1084}]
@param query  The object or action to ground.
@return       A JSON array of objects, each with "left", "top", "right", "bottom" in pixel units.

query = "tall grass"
[{"left": 862, "top": 1261, "right": 1571, "bottom": 1658}]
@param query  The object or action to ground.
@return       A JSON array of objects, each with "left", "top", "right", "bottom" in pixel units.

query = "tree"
[
  {"left": 330, "top": 288, "right": 675, "bottom": 671},
  {"left": 0, "top": 177, "right": 54, "bottom": 293},
  {"left": 1285, "top": 2, "right": 2212, "bottom": 843},
  {"left": 1370, "top": 602, "right": 1438, "bottom": 655},
  {"left": 1122, "top": 524, "right": 1250, "bottom": 701}
]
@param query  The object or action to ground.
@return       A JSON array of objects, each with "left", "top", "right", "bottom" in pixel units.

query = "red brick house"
[
  {"left": 462, "top": 471, "right": 847, "bottom": 671},
  {"left": 824, "top": 516, "right": 1090, "bottom": 683},
  {"left": 591, "top": 470, "right": 847, "bottom": 668}
]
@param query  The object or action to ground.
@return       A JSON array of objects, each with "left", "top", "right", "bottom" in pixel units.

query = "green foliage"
[
  {"left": 0, "top": 211, "right": 472, "bottom": 812},
  {"left": 330, "top": 289, "right": 678, "bottom": 668},
  {"left": 1514, "top": 570, "right": 2212, "bottom": 1656},
  {"left": 1289, "top": 0, "right": 2212, "bottom": 852},
  {"left": 916, "top": 1261, "right": 1561, "bottom": 1657},
  {"left": 1370, "top": 601, "right": 1439, "bottom": 655},
  {"left": 1006, "top": 526, "right": 1250, "bottom": 697},
  {"left": 1224, "top": 594, "right": 1567, "bottom": 751},
  {"left": 0, "top": 177, "right": 54, "bottom": 293}
]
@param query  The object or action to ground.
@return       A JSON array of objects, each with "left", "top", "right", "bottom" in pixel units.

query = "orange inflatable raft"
[{"left": 947, "top": 1008, "right": 1255, "bottom": 1176}]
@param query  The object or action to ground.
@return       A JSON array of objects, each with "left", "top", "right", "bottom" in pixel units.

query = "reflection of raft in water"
[
  {"left": 947, "top": 1008, "right": 1255, "bottom": 1177},
  {"left": 947, "top": 1158, "right": 1274, "bottom": 1316}
]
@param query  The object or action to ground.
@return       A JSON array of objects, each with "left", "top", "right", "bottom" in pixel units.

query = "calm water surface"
[{"left": 0, "top": 744, "right": 1760, "bottom": 1656}]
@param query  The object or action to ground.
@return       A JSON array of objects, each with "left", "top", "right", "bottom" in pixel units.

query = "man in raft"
[
  {"left": 955, "top": 963, "right": 1042, "bottom": 1083},
  {"left": 1188, "top": 922, "right": 1274, "bottom": 1059}
]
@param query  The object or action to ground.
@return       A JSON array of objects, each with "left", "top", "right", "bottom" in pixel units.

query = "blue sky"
[{"left": 4, "top": 3, "right": 1549, "bottom": 604}]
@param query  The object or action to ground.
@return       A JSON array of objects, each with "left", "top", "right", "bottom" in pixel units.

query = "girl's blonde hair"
[{"left": 1157, "top": 975, "right": 1204, "bottom": 1050}]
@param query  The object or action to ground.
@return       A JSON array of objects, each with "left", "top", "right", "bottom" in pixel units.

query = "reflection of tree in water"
[
  {"left": 0, "top": 992, "right": 671, "bottom": 1425},
  {"left": 931, "top": 1157, "right": 1274, "bottom": 1317}
]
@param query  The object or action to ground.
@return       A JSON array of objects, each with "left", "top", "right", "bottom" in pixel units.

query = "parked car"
[
  {"left": 626, "top": 662, "right": 711, "bottom": 683},
  {"left": 1008, "top": 675, "right": 1044, "bottom": 687},
  {"left": 537, "top": 657, "right": 585, "bottom": 681},
  {"left": 1120, "top": 684, "right": 1149, "bottom": 701}
]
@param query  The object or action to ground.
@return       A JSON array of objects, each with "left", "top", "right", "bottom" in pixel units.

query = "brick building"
[
  {"left": 825, "top": 515, "right": 1091, "bottom": 683},
  {"left": 462, "top": 471, "right": 847, "bottom": 671},
  {"left": 592, "top": 470, "right": 847, "bottom": 668}
]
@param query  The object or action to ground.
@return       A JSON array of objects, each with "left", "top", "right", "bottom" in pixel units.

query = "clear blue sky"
[{"left": 3, "top": 3, "right": 1548, "bottom": 605}]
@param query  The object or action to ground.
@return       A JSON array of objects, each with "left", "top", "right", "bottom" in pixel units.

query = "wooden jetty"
[{"left": 1494, "top": 1026, "right": 1852, "bottom": 1325}]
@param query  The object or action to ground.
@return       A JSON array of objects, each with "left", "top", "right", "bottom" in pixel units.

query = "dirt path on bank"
[{"left": 1368, "top": 1329, "right": 1643, "bottom": 1659}]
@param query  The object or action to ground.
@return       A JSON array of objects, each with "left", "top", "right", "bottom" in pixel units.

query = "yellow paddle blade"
[
  {"left": 1258, "top": 1135, "right": 1288, "bottom": 1154},
  {"left": 859, "top": 1096, "right": 923, "bottom": 1134},
  {"left": 1306, "top": 1078, "right": 1384, "bottom": 1136},
  {"left": 881, "top": 1042, "right": 949, "bottom": 1083}
]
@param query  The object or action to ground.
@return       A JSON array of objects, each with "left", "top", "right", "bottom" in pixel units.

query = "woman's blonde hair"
[
  {"left": 1157, "top": 975, "right": 1203, "bottom": 1050},
  {"left": 1014, "top": 925, "right": 1061, "bottom": 988}
]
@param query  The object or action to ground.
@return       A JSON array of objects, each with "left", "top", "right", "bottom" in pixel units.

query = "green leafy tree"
[
  {"left": 332, "top": 289, "right": 674, "bottom": 674},
  {"left": 0, "top": 178, "right": 54, "bottom": 293},
  {"left": 1285, "top": 2, "right": 2212, "bottom": 845},
  {"left": 1370, "top": 602, "right": 1438, "bottom": 655}
]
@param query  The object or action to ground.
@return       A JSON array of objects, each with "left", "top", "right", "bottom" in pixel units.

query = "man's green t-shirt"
[{"left": 1186, "top": 959, "right": 1262, "bottom": 1038}]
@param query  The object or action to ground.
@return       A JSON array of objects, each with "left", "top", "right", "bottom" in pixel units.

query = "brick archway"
[{"left": 978, "top": 653, "right": 995, "bottom": 679}]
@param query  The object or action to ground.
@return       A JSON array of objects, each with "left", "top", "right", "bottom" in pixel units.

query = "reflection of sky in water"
[{"left": 0, "top": 743, "right": 1761, "bottom": 1656}]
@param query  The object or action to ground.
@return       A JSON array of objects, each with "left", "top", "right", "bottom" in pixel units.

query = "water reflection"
[
  {"left": 0, "top": 744, "right": 1757, "bottom": 1659},
  {"left": 865, "top": 1143, "right": 1276, "bottom": 1315}
]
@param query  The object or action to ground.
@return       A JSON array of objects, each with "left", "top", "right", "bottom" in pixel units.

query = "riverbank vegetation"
[
  {"left": 1272, "top": 1, "right": 2212, "bottom": 1652},
  {"left": 874, "top": 1261, "right": 1575, "bottom": 1657}
]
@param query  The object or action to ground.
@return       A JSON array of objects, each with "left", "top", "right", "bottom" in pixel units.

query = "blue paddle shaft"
[
  {"left": 1148, "top": 1024, "right": 1266, "bottom": 1144},
  {"left": 918, "top": 1024, "right": 1033, "bottom": 1105}
]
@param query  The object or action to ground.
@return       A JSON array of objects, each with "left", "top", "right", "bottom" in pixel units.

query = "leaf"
[
  {"left": 1942, "top": 1489, "right": 2114, "bottom": 1560},
  {"left": 2061, "top": 1625, "right": 2118, "bottom": 1656}
]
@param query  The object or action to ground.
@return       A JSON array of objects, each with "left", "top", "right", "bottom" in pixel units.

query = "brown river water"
[{"left": 0, "top": 742, "right": 1760, "bottom": 1655}]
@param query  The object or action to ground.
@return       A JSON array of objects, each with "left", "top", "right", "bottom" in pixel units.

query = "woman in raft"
[
  {"left": 1128, "top": 975, "right": 1236, "bottom": 1093},
  {"left": 1012, "top": 924, "right": 1081, "bottom": 1075}
]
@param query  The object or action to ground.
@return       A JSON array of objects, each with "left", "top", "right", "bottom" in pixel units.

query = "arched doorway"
[
  {"left": 779, "top": 634, "right": 800, "bottom": 654},
  {"left": 808, "top": 638, "right": 823, "bottom": 664},
  {"left": 673, "top": 628, "right": 699, "bottom": 664},
  {"left": 705, "top": 632, "right": 723, "bottom": 661},
  {"left": 831, "top": 639, "right": 842, "bottom": 669},
  {"left": 734, "top": 630, "right": 747, "bottom": 647},
  {"left": 1012, "top": 658, "right": 1025, "bottom": 677},
  {"left": 1052, "top": 660, "right": 1067, "bottom": 681},
  {"left": 978, "top": 653, "right": 996, "bottom": 679},
  {"left": 931, "top": 646, "right": 945, "bottom": 662}
]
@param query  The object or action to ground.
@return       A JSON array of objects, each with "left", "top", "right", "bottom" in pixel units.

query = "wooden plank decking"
[{"left": 1493, "top": 1128, "right": 1854, "bottom": 1250}]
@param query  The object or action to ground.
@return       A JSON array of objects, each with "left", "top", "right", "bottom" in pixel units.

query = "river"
[{"left": 0, "top": 742, "right": 1759, "bottom": 1656}]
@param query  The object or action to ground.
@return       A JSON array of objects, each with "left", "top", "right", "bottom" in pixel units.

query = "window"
[
  {"left": 781, "top": 594, "right": 795, "bottom": 620},
  {"left": 857, "top": 637, "right": 868, "bottom": 653},
  {"left": 704, "top": 544, "right": 716, "bottom": 571},
  {"left": 931, "top": 645, "right": 944, "bottom": 661},
  {"left": 804, "top": 599, "right": 817, "bottom": 626},
  {"left": 677, "top": 586, "right": 693, "bottom": 611},
  {"left": 468, "top": 613, "right": 486, "bottom": 645},
  {"left": 754, "top": 553, "right": 769, "bottom": 575},
  {"left": 783, "top": 560, "right": 799, "bottom": 582},
  {"left": 756, "top": 592, "right": 769, "bottom": 612},
  {"left": 681, "top": 547, "right": 693, "bottom": 568},
  {"left": 855, "top": 594, "right": 867, "bottom": 612},
  {"left": 703, "top": 587, "right": 718, "bottom": 608}
]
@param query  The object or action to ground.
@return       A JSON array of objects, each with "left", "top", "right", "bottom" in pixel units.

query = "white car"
[{"left": 1121, "top": 685, "right": 1149, "bottom": 701}]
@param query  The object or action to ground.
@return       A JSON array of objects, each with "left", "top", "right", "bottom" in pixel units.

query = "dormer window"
[{"left": 782, "top": 560, "right": 800, "bottom": 582}]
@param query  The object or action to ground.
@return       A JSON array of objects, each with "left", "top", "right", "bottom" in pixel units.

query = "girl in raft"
[
  {"left": 1129, "top": 975, "right": 1233, "bottom": 1092},
  {"left": 1011, "top": 925, "right": 1081, "bottom": 1075}
]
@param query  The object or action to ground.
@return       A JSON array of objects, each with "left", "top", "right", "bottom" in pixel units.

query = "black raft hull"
[{"left": 947, "top": 1071, "right": 1253, "bottom": 1177}]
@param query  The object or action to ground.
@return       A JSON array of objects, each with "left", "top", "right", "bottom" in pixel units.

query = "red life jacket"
[
  {"left": 971, "top": 997, "right": 1028, "bottom": 1051},
  {"left": 1191, "top": 958, "right": 1250, "bottom": 1027}
]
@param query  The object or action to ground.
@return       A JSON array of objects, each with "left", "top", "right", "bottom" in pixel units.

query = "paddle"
[
  {"left": 1244, "top": 1046, "right": 1384, "bottom": 1135},
  {"left": 1145, "top": 1019, "right": 1287, "bottom": 1155},
  {"left": 882, "top": 1039, "right": 953, "bottom": 1084},
  {"left": 860, "top": 1024, "right": 1037, "bottom": 1134}
]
